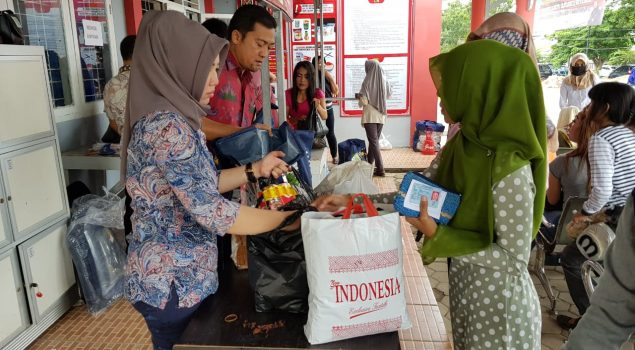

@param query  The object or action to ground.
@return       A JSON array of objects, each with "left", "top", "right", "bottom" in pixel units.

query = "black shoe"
[
  {"left": 556, "top": 315, "right": 580, "bottom": 330},
  {"left": 373, "top": 171, "right": 385, "bottom": 177}
]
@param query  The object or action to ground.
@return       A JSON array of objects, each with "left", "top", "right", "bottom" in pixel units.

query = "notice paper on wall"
[
  {"left": 82, "top": 19, "right": 103, "bottom": 46},
  {"left": 343, "top": 57, "right": 407, "bottom": 112}
]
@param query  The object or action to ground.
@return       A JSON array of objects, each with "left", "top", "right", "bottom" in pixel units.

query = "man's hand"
[
  {"left": 253, "top": 123, "right": 272, "bottom": 136},
  {"left": 254, "top": 151, "right": 289, "bottom": 179},
  {"left": 311, "top": 194, "right": 351, "bottom": 212},
  {"left": 405, "top": 196, "right": 438, "bottom": 238}
]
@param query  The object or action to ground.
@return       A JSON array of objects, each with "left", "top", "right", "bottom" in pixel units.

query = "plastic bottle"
[{"left": 422, "top": 127, "right": 436, "bottom": 155}]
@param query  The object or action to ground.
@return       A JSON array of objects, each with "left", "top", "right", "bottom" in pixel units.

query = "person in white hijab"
[{"left": 560, "top": 53, "right": 600, "bottom": 109}]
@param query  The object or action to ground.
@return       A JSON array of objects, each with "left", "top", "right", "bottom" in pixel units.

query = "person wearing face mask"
[{"left": 560, "top": 53, "right": 600, "bottom": 110}]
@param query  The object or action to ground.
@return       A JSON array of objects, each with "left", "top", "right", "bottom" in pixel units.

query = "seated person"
[
  {"left": 541, "top": 110, "right": 590, "bottom": 249},
  {"left": 559, "top": 82, "right": 635, "bottom": 330},
  {"left": 102, "top": 35, "right": 136, "bottom": 143}
]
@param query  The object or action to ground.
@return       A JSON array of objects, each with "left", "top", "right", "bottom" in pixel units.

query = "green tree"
[
  {"left": 441, "top": 1, "right": 472, "bottom": 53},
  {"left": 547, "top": 0, "right": 635, "bottom": 68},
  {"left": 608, "top": 49, "right": 635, "bottom": 64},
  {"left": 441, "top": 0, "right": 515, "bottom": 53}
]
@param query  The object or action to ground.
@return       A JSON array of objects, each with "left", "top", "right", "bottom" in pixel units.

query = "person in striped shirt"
[{"left": 558, "top": 82, "right": 635, "bottom": 330}]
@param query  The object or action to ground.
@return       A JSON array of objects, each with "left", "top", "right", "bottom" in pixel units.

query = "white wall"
[
  {"left": 111, "top": 0, "right": 127, "bottom": 66},
  {"left": 331, "top": 105, "right": 411, "bottom": 148}
]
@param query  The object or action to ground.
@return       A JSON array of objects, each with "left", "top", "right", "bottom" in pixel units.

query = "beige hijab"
[
  {"left": 120, "top": 11, "right": 228, "bottom": 178},
  {"left": 563, "top": 53, "right": 598, "bottom": 90},
  {"left": 359, "top": 60, "right": 391, "bottom": 115},
  {"left": 558, "top": 106, "right": 580, "bottom": 130},
  {"left": 468, "top": 12, "right": 537, "bottom": 64}
]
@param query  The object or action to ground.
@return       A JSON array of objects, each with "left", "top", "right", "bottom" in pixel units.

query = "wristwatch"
[{"left": 245, "top": 162, "right": 257, "bottom": 183}]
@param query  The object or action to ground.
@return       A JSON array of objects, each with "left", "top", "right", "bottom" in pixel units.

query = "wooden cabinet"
[
  {"left": 1, "top": 141, "right": 67, "bottom": 241},
  {"left": 0, "top": 55, "right": 54, "bottom": 148},
  {"left": 0, "top": 45, "right": 74, "bottom": 350},
  {"left": 0, "top": 178, "right": 11, "bottom": 250},
  {"left": 19, "top": 223, "right": 76, "bottom": 323},
  {"left": 0, "top": 250, "right": 29, "bottom": 349}
]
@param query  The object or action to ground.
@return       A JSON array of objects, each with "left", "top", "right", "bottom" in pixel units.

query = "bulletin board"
[{"left": 341, "top": 0, "right": 412, "bottom": 116}]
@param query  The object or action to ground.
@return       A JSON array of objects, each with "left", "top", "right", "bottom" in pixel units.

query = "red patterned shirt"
[{"left": 207, "top": 52, "right": 277, "bottom": 127}]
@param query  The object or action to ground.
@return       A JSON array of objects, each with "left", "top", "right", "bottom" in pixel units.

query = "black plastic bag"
[
  {"left": 0, "top": 10, "right": 24, "bottom": 45},
  {"left": 248, "top": 207, "right": 313, "bottom": 313}
]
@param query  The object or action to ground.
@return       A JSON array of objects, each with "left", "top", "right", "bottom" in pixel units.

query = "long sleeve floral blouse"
[{"left": 124, "top": 111, "right": 240, "bottom": 309}]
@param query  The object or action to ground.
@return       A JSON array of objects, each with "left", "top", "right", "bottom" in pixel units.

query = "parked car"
[
  {"left": 554, "top": 67, "right": 569, "bottom": 76},
  {"left": 608, "top": 65, "right": 635, "bottom": 79},
  {"left": 538, "top": 63, "right": 554, "bottom": 79},
  {"left": 599, "top": 65, "right": 615, "bottom": 78}
]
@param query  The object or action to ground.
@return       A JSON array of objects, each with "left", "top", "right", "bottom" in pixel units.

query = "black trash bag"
[{"left": 248, "top": 206, "right": 314, "bottom": 313}]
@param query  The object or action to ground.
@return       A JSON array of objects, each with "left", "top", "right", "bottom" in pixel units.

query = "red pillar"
[
  {"left": 204, "top": 0, "right": 215, "bottom": 13},
  {"left": 471, "top": 0, "right": 487, "bottom": 31},
  {"left": 515, "top": 0, "right": 536, "bottom": 30},
  {"left": 125, "top": 0, "right": 143, "bottom": 35},
  {"left": 410, "top": 0, "right": 442, "bottom": 129}
]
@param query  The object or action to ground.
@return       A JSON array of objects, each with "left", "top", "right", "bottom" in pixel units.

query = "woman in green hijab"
[
  {"left": 314, "top": 39, "right": 546, "bottom": 349},
  {"left": 412, "top": 39, "right": 547, "bottom": 349}
]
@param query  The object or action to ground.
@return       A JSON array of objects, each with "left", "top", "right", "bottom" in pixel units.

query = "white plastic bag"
[
  {"left": 314, "top": 160, "right": 378, "bottom": 196},
  {"left": 301, "top": 195, "right": 411, "bottom": 344},
  {"left": 379, "top": 133, "right": 393, "bottom": 150}
]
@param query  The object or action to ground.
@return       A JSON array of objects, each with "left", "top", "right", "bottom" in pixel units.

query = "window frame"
[{"left": 7, "top": 0, "right": 119, "bottom": 123}]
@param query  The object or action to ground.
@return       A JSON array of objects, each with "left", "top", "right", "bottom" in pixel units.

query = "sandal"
[{"left": 556, "top": 315, "right": 580, "bottom": 330}]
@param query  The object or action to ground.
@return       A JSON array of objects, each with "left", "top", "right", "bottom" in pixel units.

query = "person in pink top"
[
  {"left": 285, "top": 61, "right": 327, "bottom": 129},
  {"left": 202, "top": 5, "right": 278, "bottom": 141}
]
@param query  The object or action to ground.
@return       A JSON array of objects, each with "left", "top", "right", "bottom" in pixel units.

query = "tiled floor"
[
  {"left": 381, "top": 148, "right": 436, "bottom": 172},
  {"left": 26, "top": 300, "right": 152, "bottom": 350},
  {"left": 25, "top": 151, "right": 605, "bottom": 349}
]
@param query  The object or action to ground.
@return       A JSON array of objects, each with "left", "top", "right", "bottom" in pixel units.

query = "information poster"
[
  {"left": 343, "top": 0, "right": 409, "bottom": 55},
  {"left": 343, "top": 57, "right": 407, "bottom": 112},
  {"left": 291, "top": 0, "right": 338, "bottom": 95},
  {"left": 292, "top": 44, "right": 337, "bottom": 75},
  {"left": 534, "top": 0, "right": 606, "bottom": 35},
  {"left": 341, "top": 0, "right": 412, "bottom": 116},
  {"left": 291, "top": 18, "right": 312, "bottom": 43}
]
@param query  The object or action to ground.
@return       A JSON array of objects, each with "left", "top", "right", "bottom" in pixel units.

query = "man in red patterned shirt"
[{"left": 202, "top": 5, "right": 278, "bottom": 141}]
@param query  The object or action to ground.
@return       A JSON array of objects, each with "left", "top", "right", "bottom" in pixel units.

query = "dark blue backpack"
[{"left": 337, "top": 139, "right": 367, "bottom": 164}]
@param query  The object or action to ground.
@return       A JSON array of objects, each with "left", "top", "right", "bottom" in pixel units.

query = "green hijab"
[{"left": 421, "top": 40, "right": 547, "bottom": 260}]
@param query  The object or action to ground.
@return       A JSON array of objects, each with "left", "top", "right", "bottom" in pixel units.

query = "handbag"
[
  {"left": 214, "top": 122, "right": 305, "bottom": 167},
  {"left": 298, "top": 106, "right": 329, "bottom": 148},
  {"left": 301, "top": 194, "right": 411, "bottom": 344},
  {"left": 0, "top": 10, "right": 25, "bottom": 45}
]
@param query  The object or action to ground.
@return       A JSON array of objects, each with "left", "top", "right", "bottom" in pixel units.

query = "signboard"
[
  {"left": 292, "top": 44, "right": 337, "bottom": 75},
  {"left": 291, "top": 0, "right": 338, "bottom": 95},
  {"left": 239, "top": 0, "right": 294, "bottom": 19},
  {"left": 82, "top": 19, "right": 103, "bottom": 46},
  {"left": 341, "top": 0, "right": 412, "bottom": 116},
  {"left": 534, "top": 0, "right": 606, "bottom": 34}
]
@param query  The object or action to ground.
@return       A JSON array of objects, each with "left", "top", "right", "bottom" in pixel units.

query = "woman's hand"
[
  {"left": 314, "top": 98, "right": 328, "bottom": 120},
  {"left": 312, "top": 194, "right": 351, "bottom": 212},
  {"left": 280, "top": 211, "right": 301, "bottom": 232},
  {"left": 254, "top": 151, "right": 290, "bottom": 179},
  {"left": 405, "top": 196, "right": 438, "bottom": 238}
]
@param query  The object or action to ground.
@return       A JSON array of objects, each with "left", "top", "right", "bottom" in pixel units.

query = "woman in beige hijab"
[
  {"left": 559, "top": 53, "right": 600, "bottom": 109},
  {"left": 122, "top": 11, "right": 298, "bottom": 349},
  {"left": 445, "top": 12, "right": 538, "bottom": 140}
]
